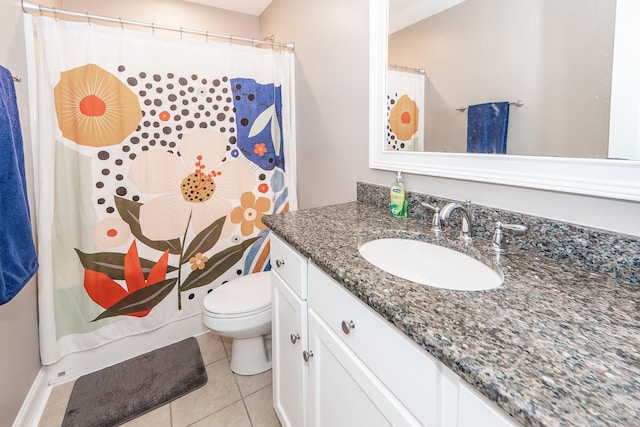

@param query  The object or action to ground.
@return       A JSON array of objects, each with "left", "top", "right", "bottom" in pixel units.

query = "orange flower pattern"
[
  {"left": 93, "top": 218, "right": 131, "bottom": 248},
  {"left": 230, "top": 192, "right": 271, "bottom": 236},
  {"left": 189, "top": 253, "right": 208, "bottom": 271},
  {"left": 54, "top": 64, "right": 141, "bottom": 147},
  {"left": 389, "top": 94, "right": 419, "bottom": 141},
  {"left": 254, "top": 142, "right": 267, "bottom": 157}
]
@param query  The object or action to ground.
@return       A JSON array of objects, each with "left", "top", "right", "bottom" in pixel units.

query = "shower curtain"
[
  {"left": 387, "top": 69, "right": 425, "bottom": 151},
  {"left": 30, "top": 16, "right": 297, "bottom": 364}
]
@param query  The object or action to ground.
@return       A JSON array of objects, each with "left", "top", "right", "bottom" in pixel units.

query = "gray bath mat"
[{"left": 62, "top": 337, "right": 207, "bottom": 426}]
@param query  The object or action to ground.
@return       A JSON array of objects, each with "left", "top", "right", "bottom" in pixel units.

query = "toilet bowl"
[{"left": 202, "top": 271, "right": 272, "bottom": 375}]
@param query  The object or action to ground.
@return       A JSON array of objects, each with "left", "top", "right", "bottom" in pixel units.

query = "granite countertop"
[{"left": 263, "top": 201, "right": 640, "bottom": 427}]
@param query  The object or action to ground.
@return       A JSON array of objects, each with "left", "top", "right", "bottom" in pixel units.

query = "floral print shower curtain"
[{"left": 31, "top": 16, "right": 296, "bottom": 364}]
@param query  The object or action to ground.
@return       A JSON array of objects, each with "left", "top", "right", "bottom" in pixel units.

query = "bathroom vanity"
[
  {"left": 272, "top": 234, "right": 515, "bottom": 426},
  {"left": 266, "top": 189, "right": 639, "bottom": 427}
]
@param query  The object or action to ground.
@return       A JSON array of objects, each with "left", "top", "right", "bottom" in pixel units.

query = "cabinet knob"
[
  {"left": 275, "top": 259, "right": 285, "bottom": 268},
  {"left": 341, "top": 320, "right": 356, "bottom": 334},
  {"left": 303, "top": 350, "right": 314, "bottom": 362},
  {"left": 290, "top": 333, "right": 300, "bottom": 344}
]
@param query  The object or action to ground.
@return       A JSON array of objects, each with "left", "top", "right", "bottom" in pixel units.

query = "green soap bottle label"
[{"left": 390, "top": 187, "right": 406, "bottom": 217}]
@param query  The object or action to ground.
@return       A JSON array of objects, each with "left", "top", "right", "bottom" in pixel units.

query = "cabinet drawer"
[
  {"left": 308, "top": 264, "right": 439, "bottom": 426},
  {"left": 271, "top": 234, "right": 308, "bottom": 299}
]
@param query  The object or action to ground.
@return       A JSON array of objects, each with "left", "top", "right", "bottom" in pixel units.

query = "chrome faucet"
[{"left": 440, "top": 202, "right": 474, "bottom": 242}]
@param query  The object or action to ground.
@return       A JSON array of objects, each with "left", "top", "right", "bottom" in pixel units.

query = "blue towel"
[
  {"left": 0, "top": 65, "right": 38, "bottom": 305},
  {"left": 466, "top": 102, "right": 509, "bottom": 154}
]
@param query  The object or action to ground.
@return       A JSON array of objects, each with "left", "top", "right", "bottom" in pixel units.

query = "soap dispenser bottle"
[{"left": 390, "top": 171, "right": 408, "bottom": 218}]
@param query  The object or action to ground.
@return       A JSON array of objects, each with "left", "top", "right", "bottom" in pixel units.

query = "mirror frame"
[{"left": 369, "top": 0, "right": 640, "bottom": 201}]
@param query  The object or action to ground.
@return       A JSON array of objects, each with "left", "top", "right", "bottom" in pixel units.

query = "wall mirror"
[{"left": 369, "top": 0, "right": 640, "bottom": 201}]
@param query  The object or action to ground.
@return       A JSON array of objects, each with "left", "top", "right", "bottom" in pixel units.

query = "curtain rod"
[
  {"left": 20, "top": 0, "right": 295, "bottom": 50},
  {"left": 389, "top": 63, "right": 425, "bottom": 75}
]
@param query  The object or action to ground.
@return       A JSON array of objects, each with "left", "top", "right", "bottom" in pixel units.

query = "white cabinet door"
[
  {"left": 308, "top": 264, "right": 440, "bottom": 426},
  {"left": 272, "top": 271, "right": 307, "bottom": 427},
  {"left": 307, "top": 309, "right": 422, "bottom": 427},
  {"left": 441, "top": 364, "right": 519, "bottom": 427},
  {"left": 457, "top": 381, "right": 518, "bottom": 427}
]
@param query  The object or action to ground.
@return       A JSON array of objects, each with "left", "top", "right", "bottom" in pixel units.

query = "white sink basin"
[{"left": 358, "top": 238, "right": 503, "bottom": 291}]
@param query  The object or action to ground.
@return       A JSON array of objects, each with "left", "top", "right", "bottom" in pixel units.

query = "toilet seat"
[{"left": 203, "top": 272, "right": 271, "bottom": 319}]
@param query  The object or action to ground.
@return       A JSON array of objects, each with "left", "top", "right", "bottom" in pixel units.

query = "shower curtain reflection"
[{"left": 386, "top": 68, "right": 425, "bottom": 151}]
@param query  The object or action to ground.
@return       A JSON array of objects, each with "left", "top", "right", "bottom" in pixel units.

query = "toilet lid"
[{"left": 203, "top": 271, "right": 271, "bottom": 315}]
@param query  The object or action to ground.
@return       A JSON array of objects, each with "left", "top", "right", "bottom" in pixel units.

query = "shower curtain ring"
[
  {"left": 38, "top": 4, "right": 43, "bottom": 16},
  {"left": 151, "top": 22, "right": 155, "bottom": 35},
  {"left": 229, "top": 35, "right": 233, "bottom": 45},
  {"left": 52, "top": 6, "right": 57, "bottom": 21},
  {"left": 205, "top": 30, "right": 208, "bottom": 43},
  {"left": 180, "top": 27, "right": 183, "bottom": 39},
  {"left": 86, "top": 12, "right": 91, "bottom": 25},
  {"left": 119, "top": 17, "right": 123, "bottom": 30}
]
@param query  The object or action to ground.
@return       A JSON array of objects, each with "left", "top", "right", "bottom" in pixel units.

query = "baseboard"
[{"left": 12, "top": 368, "right": 50, "bottom": 427}]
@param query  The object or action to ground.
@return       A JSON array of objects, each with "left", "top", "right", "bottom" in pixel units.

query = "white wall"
[
  {"left": 64, "top": 0, "right": 260, "bottom": 39},
  {"left": 266, "top": 0, "right": 383, "bottom": 209}
]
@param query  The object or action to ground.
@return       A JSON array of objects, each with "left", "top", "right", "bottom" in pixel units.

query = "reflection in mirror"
[
  {"left": 369, "top": 0, "right": 640, "bottom": 201},
  {"left": 387, "top": 0, "right": 630, "bottom": 159},
  {"left": 386, "top": 66, "right": 425, "bottom": 151}
]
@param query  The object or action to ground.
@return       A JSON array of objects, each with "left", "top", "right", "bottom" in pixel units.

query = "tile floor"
[{"left": 37, "top": 332, "right": 282, "bottom": 427}]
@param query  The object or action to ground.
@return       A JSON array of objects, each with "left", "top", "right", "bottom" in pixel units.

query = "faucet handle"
[
  {"left": 502, "top": 223, "right": 528, "bottom": 232},
  {"left": 491, "top": 221, "right": 528, "bottom": 253},
  {"left": 420, "top": 202, "right": 442, "bottom": 231}
]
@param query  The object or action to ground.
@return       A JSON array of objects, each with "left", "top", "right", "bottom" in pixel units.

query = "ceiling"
[
  {"left": 389, "top": 0, "right": 466, "bottom": 33},
  {"left": 182, "top": 0, "right": 464, "bottom": 24},
  {"left": 184, "top": 0, "right": 464, "bottom": 22},
  {"left": 182, "top": 0, "right": 273, "bottom": 16}
]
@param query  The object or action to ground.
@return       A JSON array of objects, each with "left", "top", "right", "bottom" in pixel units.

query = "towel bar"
[{"left": 456, "top": 99, "right": 523, "bottom": 112}]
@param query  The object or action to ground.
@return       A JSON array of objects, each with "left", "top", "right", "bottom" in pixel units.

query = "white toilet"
[{"left": 202, "top": 271, "right": 272, "bottom": 375}]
